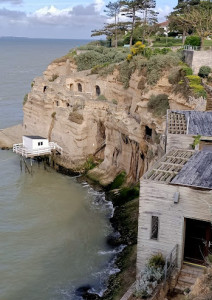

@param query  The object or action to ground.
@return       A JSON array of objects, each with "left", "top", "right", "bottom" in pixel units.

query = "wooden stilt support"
[
  {"left": 20, "top": 156, "right": 23, "bottom": 172},
  {"left": 23, "top": 158, "right": 31, "bottom": 174},
  {"left": 30, "top": 158, "right": 33, "bottom": 175}
]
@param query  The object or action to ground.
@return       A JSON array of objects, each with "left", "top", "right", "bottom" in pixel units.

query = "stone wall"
[{"left": 183, "top": 50, "right": 212, "bottom": 74}]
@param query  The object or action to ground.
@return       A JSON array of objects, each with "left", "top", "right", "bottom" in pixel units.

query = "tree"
[
  {"left": 91, "top": 22, "right": 127, "bottom": 46},
  {"left": 168, "top": 0, "right": 200, "bottom": 44},
  {"left": 104, "top": 1, "right": 120, "bottom": 47},
  {"left": 120, "top": 0, "right": 156, "bottom": 46},
  {"left": 174, "top": 1, "right": 212, "bottom": 47}
]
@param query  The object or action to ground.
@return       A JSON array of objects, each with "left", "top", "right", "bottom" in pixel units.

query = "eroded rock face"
[{"left": 23, "top": 60, "right": 195, "bottom": 185}]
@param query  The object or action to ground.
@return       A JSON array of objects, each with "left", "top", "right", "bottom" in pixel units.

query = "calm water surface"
[{"left": 0, "top": 38, "right": 116, "bottom": 300}]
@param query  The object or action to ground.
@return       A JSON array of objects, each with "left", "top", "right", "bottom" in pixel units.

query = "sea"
[{"left": 0, "top": 37, "right": 117, "bottom": 300}]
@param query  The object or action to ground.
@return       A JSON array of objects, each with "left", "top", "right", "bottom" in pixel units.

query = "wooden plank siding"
[
  {"left": 136, "top": 179, "right": 212, "bottom": 276},
  {"left": 166, "top": 134, "right": 194, "bottom": 153}
]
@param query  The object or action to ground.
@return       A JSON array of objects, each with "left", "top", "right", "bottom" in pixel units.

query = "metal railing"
[
  {"left": 163, "top": 244, "right": 178, "bottom": 282},
  {"left": 184, "top": 45, "right": 212, "bottom": 51},
  {"left": 13, "top": 142, "right": 63, "bottom": 158}
]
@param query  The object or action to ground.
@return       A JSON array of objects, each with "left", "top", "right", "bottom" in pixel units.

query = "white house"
[
  {"left": 13, "top": 135, "right": 62, "bottom": 158},
  {"left": 23, "top": 136, "right": 49, "bottom": 150},
  {"left": 137, "top": 149, "right": 212, "bottom": 277}
]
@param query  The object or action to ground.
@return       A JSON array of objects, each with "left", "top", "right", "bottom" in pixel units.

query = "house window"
[
  {"left": 151, "top": 216, "right": 159, "bottom": 240},
  {"left": 38, "top": 142, "right": 43, "bottom": 146}
]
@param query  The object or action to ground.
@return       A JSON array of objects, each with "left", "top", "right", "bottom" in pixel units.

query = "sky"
[{"left": 0, "top": 0, "right": 178, "bottom": 39}]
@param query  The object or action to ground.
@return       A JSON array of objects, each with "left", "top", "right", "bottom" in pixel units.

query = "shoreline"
[{"left": 0, "top": 127, "right": 138, "bottom": 299}]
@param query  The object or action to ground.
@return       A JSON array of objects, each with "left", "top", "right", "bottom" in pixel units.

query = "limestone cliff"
[{"left": 23, "top": 58, "right": 198, "bottom": 185}]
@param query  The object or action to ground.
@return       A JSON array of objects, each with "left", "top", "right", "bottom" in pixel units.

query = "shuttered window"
[{"left": 151, "top": 216, "right": 159, "bottom": 240}]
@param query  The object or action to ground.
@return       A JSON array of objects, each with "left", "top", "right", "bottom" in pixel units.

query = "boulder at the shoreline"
[{"left": 0, "top": 124, "right": 23, "bottom": 149}]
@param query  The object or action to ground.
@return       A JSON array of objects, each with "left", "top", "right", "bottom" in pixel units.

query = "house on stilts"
[{"left": 13, "top": 136, "right": 62, "bottom": 172}]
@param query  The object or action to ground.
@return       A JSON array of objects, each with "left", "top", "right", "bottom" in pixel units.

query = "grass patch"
[
  {"left": 203, "top": 39, "right": 212, "bottom": 47},
  {"left": 23, "top": 93, "right": 28, "bottom": 106},
  {"left": 109, "top": 185, "right": 140, "bottom": 206},
  {"left": 153, "top": 37, "right": 183, "bottom": 47},
  {"left": 110, "top": 171, "right": 126, "bottom": 190},
  {"left": 83, "top": 155, "right": 97, "bottom": 173}
]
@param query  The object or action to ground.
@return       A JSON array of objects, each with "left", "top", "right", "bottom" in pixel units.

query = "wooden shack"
[
  {"left": 13, "top": 136, "right": 62, "bottom": 158},
  {"left": 166, "top": 110, "right": 212, "bottom": 152},
  {"left": 137, "top": 149, "right": 212, "bottom": 275},
  {"left": 23, "top": 136, "right": 49, "bottom": 150}
]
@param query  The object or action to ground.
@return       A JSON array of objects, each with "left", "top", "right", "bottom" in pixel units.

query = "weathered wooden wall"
[
  {"left": 166, "top": 134, "right": 194, "bottom": 152},
  {"left": 137, "top": 180, "right": 212, "bottom": 276}
]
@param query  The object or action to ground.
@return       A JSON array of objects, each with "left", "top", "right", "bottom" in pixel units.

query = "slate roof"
[
  {"left": 143, "top": 149, "right": 194, "bottom": 183},
  {"left": 171, "top": 151, "right": 212, "bottom": 189},
  {"left": 24, "top": 135, "right": 46, "bottom": 139},
  {"left": 168, "top": 110, "right": 212, "bottom": 136}
]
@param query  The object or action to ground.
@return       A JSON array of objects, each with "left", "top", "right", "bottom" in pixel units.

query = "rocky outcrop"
[
  {"left": 22, "top": 59, "right": 196, "bottom": 185},
  {"left": 0, "top": 124, "right": 23, "bottom": 149}
]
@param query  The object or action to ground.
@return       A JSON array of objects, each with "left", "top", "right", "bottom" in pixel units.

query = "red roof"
[{"left": 158, "top": 21, "right": 169, "bottom": 27}]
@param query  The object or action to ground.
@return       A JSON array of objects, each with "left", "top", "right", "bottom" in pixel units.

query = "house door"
[{"left": 184, "top": 218, "right": 212, "bottom": 264}]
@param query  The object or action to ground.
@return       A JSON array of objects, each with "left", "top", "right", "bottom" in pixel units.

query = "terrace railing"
[
  {"left": 163, "top": 244, "right": 178, "bottom": 282},
  {"left": 13, "top": 142, "right": 62, "bottom": 158}
]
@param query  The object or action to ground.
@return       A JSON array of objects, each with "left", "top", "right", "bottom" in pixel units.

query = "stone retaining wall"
[{"left": 183, "top": 50, "right": 212, "bottom": 74}]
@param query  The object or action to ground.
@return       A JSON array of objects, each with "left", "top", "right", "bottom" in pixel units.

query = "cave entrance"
[
  {"left": 78, "top": 83, "right": 82, "bottom": 92},
  {"left": 145, "top": 126, "right": 152, "bottom": 141},
  {"left": 43, "top": 86, "right": 47, "bottom": 93},
  {"left": 96, "top": 85, "right": 101, "bottom": 96}
]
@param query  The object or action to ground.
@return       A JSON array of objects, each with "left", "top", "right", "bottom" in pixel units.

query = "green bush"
[
  {"left": 185, "top": 35, "right": 201, "bottom": 47},
  {"left": 51, "top": 111, "right": 56, "bottom": 118},
  {"left": 49, "top": 74, "right": 59, "bottom": 82},
  {"left": 118, "top": 60, "right": 136, "bottom": 88},
  {"left": 186, "top": 75, "right": 201, "bottom": 84},
  {"left": 23, "top": 93, "right": 28, "bottom": 105},
  {"left": 146, "top": 52, "right": 181, "bottom": 85},
  {"left": 98, "top": 64, "right": 115, "bottom": 77},
  {"left": 148, "top": 253, "right": 165, "bottom": 269},
  {"left": 168, "top": 67, "right": 181, "bottom": 84},
  {"left": 182, "top": 66, "right": 193, "bottom": 76},
  {"left": 97, "top": 94, "right": 107, "bottom": 101},
  {"left": 75, "top": 47, "right": 127, "bottom": 71},
  {"left": 186, "top": 75, "right": 207, "bottom": 98},
  {"left": 148, "top": 94, "right": 170, "bottom": 117},
  {"left": 198, "top": 66, "right": 212, "bottom": 78}
]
